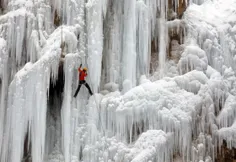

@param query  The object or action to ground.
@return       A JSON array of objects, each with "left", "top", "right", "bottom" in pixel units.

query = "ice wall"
[
  {"left": 1, "top": 0, "right": 236, "bottom": 162},
  {"left": 158, "top": 0, "right": 168, "bottom": 77}
]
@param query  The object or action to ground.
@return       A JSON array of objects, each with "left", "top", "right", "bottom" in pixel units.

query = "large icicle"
[
  {"left": 101, "top": 0, "right": 122, "bottom": 86},
  {"left": 86, "top": 0, "right": 105, "bottom": 93},
  {"left": 158, "top": 0, "right": 168, "bottom": 77},
  {"left": 0, "top": 38, "right": 7, "bottom": 159},
  {"left": 122, "top": 0, "right": 137, "bottom": 92},
  {"left": 136, "top": 0, "right": 150, "bottom": 79}
]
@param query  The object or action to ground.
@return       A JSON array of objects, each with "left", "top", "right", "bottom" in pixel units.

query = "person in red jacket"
[{"left": 74, "top": 64, "right": 93, "bottom": 97}]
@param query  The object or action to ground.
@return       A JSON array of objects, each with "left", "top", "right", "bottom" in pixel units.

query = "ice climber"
[{"left": 74, "top": 64, "right": 93, "bottom": 97}]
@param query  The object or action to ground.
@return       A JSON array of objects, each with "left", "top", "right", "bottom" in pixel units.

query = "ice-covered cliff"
[{"left": 0, "top": 0, "right": 236, "bottom": 162}]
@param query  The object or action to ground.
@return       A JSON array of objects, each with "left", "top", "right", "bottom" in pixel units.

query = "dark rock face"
[
  {"left": 54, "top": 10, "right": 61, "bottom": 27},
  {"left": 216, "top": 141, "right": 236, "bottom": 162},
  {"left": 168, "top": 0, "right": 187, "bottom": 19}
]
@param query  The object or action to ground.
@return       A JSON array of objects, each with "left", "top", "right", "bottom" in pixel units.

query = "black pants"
[{"left": 74, "top": 80, "right": 93, "bottom": 97}]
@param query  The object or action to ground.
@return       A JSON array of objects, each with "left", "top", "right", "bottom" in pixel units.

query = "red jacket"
[{"left": 78, "top": 68, "right": 87, "bottom": 80}]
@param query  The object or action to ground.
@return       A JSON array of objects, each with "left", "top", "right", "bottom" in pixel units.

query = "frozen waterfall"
[{"left": 1, "top": 0, "right": 236, "bottom": 162}]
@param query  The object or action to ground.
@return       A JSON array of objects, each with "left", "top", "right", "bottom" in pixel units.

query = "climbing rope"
[
  {"left": 82, "top": 55, "right": 109, "bottom": 153},
  {"left": 81, "top": 57, "right": 103, "bottom": 129},
  {"left": 73, "top": 5, "right": 108, "bottom": 157},
  {"left": 75, "top": 57, "right": 104, "bottom": 130}
]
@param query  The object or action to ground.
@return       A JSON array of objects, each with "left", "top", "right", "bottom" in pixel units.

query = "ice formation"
[{"left": 0, "top": 0, "right": 236, "bottom": 162}]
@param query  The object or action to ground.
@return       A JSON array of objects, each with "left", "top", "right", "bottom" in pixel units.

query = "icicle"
[
  {"left": 101, "top": 0, "right": 125, "bottom": 88},
  {"left": 61, "top": 53, "right": 81, "bottom": 162},
  {"left": 144, "top": 0, "right": 158, "bottom": 38},
  {"left": 122, "top": 0, "right": 136, "bottom": 92},
  {"left": 101, "top": 0, "right": 108, "bottom": 18},
  {"left": 136, "top": 0, "right": 150, "bottom": 79},
  {"left": 158, "top": 0, "right": 168, "bottom": 78},
  {"left": 61, "top": 55, "right": 75, "bottom": 162},
  {"left": 29, "top": 30, "right": 41, "bottom": 62}
]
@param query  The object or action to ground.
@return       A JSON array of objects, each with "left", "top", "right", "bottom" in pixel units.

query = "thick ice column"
[
  {"left": 1, "top": 62, "right": 44, "bottom": 162},
  {"left": 158, "top": 0, "right": 168, "bottom": 78},
  {"left": 102, "top": 0, "right": 152, "bottom": 88},
  {"left": 122, "top": 0, "right": 136, "bottom": 92},
  {"left": 101, "top": 0, "right": 123, "bottom": 86},
  {"left": 5, "top": 76, "right": 27, "bottom": 162},
  {"left": 61, "top": 58, "right": 73, "bottom": 162},
  {"left": 61, "top": 54, "right": 80, "bottom": 162},
  {"left": 0, "top": 38, "right": 7, "bottom": 160},
  {"left": 86, "top": 0, "right": 105, "bottom": 93},
  {"left": 136, "top": 0, "right": 150, "bottom": 79},
  {"left": 31, "top": 65, "right": 51, "bottom": 162}
]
